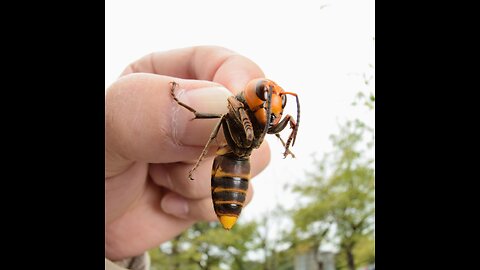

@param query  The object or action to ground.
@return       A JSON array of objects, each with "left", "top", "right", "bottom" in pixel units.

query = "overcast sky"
[{"left": 106, "top": 0, "right": 375, "bottom": 231}]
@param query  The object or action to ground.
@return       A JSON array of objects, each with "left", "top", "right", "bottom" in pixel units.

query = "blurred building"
[
  {"left": 294, "top": 250, "right": 318, "bottom": 270},
  {"left": 294, "top": 250, "right": 335, "bottom": 270},
  {"left": 317, "top": 251, "right": 335, "bottom": 270}
]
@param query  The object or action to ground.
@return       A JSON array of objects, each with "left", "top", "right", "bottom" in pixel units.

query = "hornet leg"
[
  {"left": 275, "top": 133, "right": 296, "bottom": 158},
  {"left": 187, "top": 116, "right": 225, "bottom": 180},
  {"left": 269, "top": 114, "right": 297, "bottom": 158}
]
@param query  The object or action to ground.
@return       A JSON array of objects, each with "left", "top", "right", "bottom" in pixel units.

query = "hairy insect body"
[{"left": 221, "top": 94, "right": 264, "bottom": 158}]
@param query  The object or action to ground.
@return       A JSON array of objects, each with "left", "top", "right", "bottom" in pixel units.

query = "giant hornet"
[{"left": 170, "top": 79, "right": 300, "bottom": 230}]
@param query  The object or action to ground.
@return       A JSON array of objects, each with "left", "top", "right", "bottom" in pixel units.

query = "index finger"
[{"left": 121, "top": 46, "right": 265, "bottom": 93}]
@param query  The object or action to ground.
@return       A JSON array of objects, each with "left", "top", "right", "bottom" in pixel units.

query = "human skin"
[{"left": 105, "top": 46, "right": 271, "bottom": 260}]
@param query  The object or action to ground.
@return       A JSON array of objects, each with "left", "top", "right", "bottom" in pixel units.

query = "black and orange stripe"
[{"left": 211, "top": 153, "right": 250, "bottom": 229}]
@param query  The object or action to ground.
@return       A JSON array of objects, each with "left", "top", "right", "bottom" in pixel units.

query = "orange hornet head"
[{"left": 244, "top": 79, "right": 287, "bottom": 128}]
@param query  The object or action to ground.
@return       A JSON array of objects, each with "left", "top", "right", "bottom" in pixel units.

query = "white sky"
[{"left": 106, "top": 0, "right": 375, "bottom": 242}]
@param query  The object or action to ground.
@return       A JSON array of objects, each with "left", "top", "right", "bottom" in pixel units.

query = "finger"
[
  {"left": 150, "top": 141, "right": 271, "bottom": 200},
  {"left": 161, "top": 182, "right": 254, "bottom": 222},
  {"left": 106, "top": 73, "right": 233, "bottom": 177},
  {"left": 106, "top": 181, "right": 195, "bottom": 260},
  {"left": 121, "top": 46, "right": 265, "bottom": 94}
]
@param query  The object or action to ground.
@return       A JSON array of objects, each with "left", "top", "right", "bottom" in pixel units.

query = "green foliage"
[
  {"left": 291, "top": 98, "right": 375, "bottom": 269},
  {"left": 352, "top": 89, "right": 375, "bottom": 111},
  {"left": 149, "top": 221, "right": 264, "bottom": 270},
  {"left": 335, "top": 235, "right": 375, "bottom": 269},
  {"left": 352, "top": 62, "right": 375, "bottom": 111}
]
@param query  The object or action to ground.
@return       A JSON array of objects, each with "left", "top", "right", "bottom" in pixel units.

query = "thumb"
[{"left": 106, "top": 73, "right": 232, "bottom": 178}]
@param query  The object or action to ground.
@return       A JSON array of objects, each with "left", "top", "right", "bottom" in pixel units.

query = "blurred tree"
[
  {"left": 335, "top": 234, "right": 375, "bottom": 269},
  {"left": 149, "top": 224, "right": 218, "bottom": 270},
  {"left": 291, "top": 93, "right": 375, "bottom": 270},
  {"left": 149, "top": 220, "right": 264, "bottom": 270},
  {"left": 255, "top": 207, "right": 296, "bottom": 270}
]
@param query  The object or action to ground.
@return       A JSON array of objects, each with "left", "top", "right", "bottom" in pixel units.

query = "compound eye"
[
  {"left": 269, "top": 114, "right": 276, "bottom": 127},
  {"left": 256, "top": 83, "right": 268, "bottom": 101},
  {"left": 281, "top": 94, "right": 287, "bottom": 108}
]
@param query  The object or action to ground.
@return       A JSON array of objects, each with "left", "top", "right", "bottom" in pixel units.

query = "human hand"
[{"left": 105, "top": 46, "right": 271, "bottom": 260}]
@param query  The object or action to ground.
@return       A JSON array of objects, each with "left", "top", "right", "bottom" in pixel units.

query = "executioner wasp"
[{"left": 170, "top": 79, "right": 300, "bottom": 230}]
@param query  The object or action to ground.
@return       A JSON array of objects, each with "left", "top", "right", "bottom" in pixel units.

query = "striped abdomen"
[{"left": 211, "top": 153, "right": 250, "bottom": 230}]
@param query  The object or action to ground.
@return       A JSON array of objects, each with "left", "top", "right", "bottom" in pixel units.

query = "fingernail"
[
  {"left": 173, "top": 86, "right": 232, "bottom": 146},
  {"left": 161, "top": 194, "right": 189, "bottom": 217},
  {"left": 185, "top": 86, "right": 232, "bottom": 112}
]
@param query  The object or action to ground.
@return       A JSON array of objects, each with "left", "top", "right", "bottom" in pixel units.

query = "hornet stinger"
[{"left": 170, "top": 79, "right": 300, "bottom": 230}]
